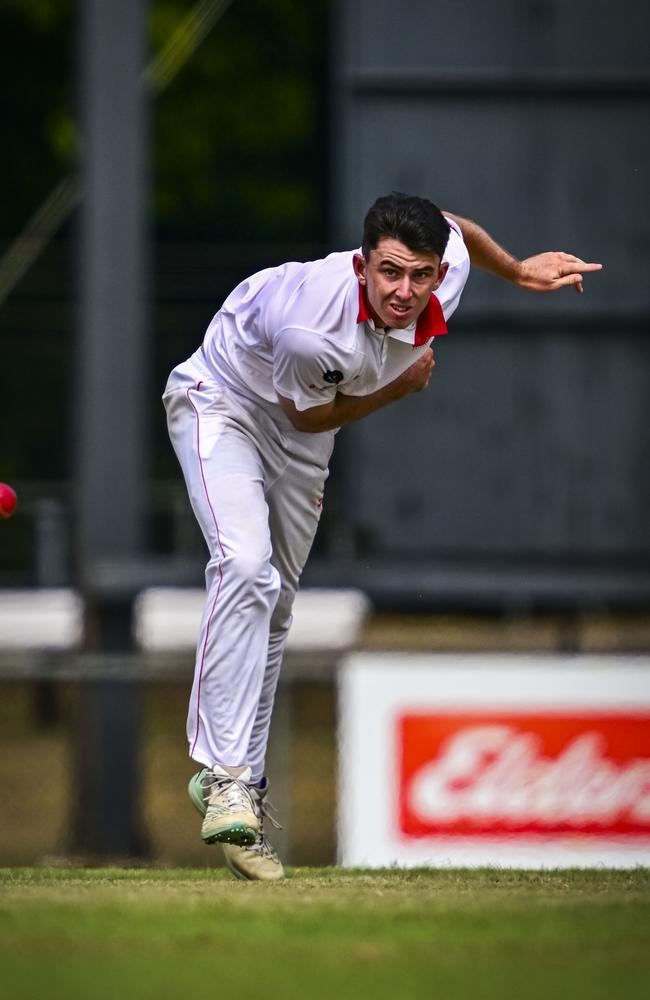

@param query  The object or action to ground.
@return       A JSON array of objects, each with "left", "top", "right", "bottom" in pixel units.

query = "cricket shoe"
[
  {"left": 188, "top": 764, "right": 259, "bottom": 846},
  {"left": 222, "top": 779, "right": 285, "bottom": 882}
]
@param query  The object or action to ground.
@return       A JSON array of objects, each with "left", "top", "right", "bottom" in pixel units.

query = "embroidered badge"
[{"left": 323, "top": 370, "right": 343, "bottom": 385}]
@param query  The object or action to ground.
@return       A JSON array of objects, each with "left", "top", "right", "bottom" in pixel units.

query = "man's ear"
[
  {"left": 353, "top": 253, "right": 367, "bottom": 285},
  {"left": 433, "top": 260, "right": 449, "bottom": 290}
]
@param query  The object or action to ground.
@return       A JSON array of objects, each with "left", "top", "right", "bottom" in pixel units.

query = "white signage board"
[{"left": 338, "top": 653, "right": 650, "bottom": 868}]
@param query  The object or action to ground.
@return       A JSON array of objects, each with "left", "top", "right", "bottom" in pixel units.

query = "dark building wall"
[{"left": 322, "top": 0, "right": 650, "bottom": 608}]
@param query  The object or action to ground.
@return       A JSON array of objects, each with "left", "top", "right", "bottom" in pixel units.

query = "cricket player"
[{"left": 163, "top": 192, "right": 601, "bottom": 880}]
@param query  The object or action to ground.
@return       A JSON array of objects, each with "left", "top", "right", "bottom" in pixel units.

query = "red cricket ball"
[{"left": 0, "top": 483, "right": 17, "bottom": 519}]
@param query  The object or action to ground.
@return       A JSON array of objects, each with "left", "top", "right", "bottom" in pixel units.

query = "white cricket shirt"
[{"left": 194, "top": 218, "right": 469, "bottom": 412}]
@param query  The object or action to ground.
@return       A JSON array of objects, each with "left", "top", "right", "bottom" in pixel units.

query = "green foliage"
[
  {"left": 150, "top": 0, "right": 329, "bottom": 240},
  {"left": 0, "top": 0, "right": 329, "bottom": 240},
  {"left": 0, "top": 0, "right": 76, "bottom": 232},
  {"left": 0, "top": 0, "right": 72, "bottom": 32}
]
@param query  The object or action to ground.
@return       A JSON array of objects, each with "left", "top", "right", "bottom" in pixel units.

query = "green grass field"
[{"left": 1, "top": 868, "right": 649, "bottom": 1000}]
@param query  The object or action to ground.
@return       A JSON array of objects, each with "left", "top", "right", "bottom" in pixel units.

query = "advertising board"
[{"left": 338, "top": 654, "right": 650, "bottom": 867}]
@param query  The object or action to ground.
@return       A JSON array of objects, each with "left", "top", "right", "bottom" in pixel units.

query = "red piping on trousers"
[{"left": 187, "top": 382, "right": 226, "bottom": 759}]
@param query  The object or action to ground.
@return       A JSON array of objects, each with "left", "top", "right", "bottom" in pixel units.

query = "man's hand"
[
  {"left": 517, "top": 252, "right": 603, "bottom": 294},
  {"left": 396, "top": 346, "right": 436, "bottom": 392}
]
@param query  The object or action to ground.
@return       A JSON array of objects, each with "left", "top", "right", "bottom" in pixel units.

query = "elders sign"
[
  {"left": 338, "top": 655, "right": 650, "bottom": 867},
  {"left": 401, "top": 713, "right": 650, "bottom": 837}
]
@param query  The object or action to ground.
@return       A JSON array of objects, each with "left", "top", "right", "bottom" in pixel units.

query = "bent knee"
[{"left": 215, "top": 551, "right": 281, "bottom": 595}]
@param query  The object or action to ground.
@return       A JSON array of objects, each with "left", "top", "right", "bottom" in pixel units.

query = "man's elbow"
[
  {"left": 277, "top": 394, "right": 334, "bottom": 433},
  {"left": 287, "top": 410, "right": 329, "bottom": 433},
  {"left": 285, "top": 410, "right": 311, "bottom": 432}
]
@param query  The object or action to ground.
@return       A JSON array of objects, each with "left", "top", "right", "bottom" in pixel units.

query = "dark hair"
[{"left": 361, "top": 192, "right": 450, "bottom": 260}]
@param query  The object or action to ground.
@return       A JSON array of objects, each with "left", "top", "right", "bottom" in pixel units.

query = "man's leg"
[
  {"left": 247, "top": 431, "right": 333, "bottom": 781},
  {"left": 218, "top": 436, "right": 330, "bottom": 876},
  {"left": 164, "top": 381, "right": 283, "bottom": 844}
]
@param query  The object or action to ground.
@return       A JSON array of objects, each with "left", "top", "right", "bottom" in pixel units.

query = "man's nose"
[{"left": 395, "top": 276, "right": 412, "bottom": 299}]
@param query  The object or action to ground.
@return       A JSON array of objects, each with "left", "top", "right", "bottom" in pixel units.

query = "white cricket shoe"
[
  {"left": 222, "top": 779, "right": 285, "bottom": 882},
  {"left": 189, "top": 770, "right": 284, "bottom": 880},
  {"left": 188, "top": 764, "right": 259, "bottom": 846}
]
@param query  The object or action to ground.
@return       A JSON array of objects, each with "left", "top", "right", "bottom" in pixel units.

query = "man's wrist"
[{"left": 501, "top": 256, "right": 525, "bottom": 285}]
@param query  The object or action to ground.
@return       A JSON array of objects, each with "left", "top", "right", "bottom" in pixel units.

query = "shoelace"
[
  {"left": 202, "top": 772, "right": 254, "bottom": 813},
  {"left": 257, "top": 794, "right": 282, "bottom": 831},
  {"left": 249, "top": 793, "right": 282, "bottom": 857}
]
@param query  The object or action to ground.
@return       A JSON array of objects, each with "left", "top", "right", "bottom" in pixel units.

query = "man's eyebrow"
[{"left": 378, "top": 257, "right": 435, "bottom": 270}]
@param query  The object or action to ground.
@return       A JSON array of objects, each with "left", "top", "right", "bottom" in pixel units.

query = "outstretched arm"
[{"left": 445, "top": 212, "right": 602, "bottom": 294}]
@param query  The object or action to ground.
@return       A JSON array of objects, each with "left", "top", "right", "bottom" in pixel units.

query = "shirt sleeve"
[
  {"left": 438, "top": 217, "right": 471, "bottom": 321},
  {"left": 273, "top": 327, "right": 352, "bottom": 412}
]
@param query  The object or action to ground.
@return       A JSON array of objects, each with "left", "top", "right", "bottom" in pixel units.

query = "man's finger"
[
  {"left": 568, "top": 260, "right": 603, "bottom": 272},
  {"left": 558, "top": 253, "right": 603, "bottom": 272},
  {"left": 554, "top": 273, "right": 586, "bottom": 289}
]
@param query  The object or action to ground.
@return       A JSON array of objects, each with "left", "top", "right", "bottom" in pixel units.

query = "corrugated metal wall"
[{"left": 317, "top": 0, "right": 650, "bottom": 608}]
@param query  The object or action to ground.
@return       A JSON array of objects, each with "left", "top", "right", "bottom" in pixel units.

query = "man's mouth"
[{"left": 386, "top": 303, "right": 414, "bottom": 324}]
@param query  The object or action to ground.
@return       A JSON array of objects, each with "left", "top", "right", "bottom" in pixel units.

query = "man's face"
[{"left": 353, "top": 237, "right": 449, "bottom": 330}]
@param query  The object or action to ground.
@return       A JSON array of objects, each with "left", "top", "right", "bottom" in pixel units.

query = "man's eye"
[{"left": 382, "top": 268, "right": 397, "bottom": 278}]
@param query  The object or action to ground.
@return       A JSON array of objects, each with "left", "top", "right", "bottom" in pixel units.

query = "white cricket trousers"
[{"left": 163, "top": 360, "right": 334, "bottom": 782}]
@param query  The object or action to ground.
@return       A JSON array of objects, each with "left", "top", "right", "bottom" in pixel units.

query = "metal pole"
[
  {"left": 33, "top": 497, "right": 67, "bottom": 729},
  {"left": 70, "top": 0, "right": 150, "bottom": 858}
]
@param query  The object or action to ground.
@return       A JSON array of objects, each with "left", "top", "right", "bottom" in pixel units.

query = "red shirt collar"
[{"left": 356, "top": 283, "right": 447, "bottom": 345}]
